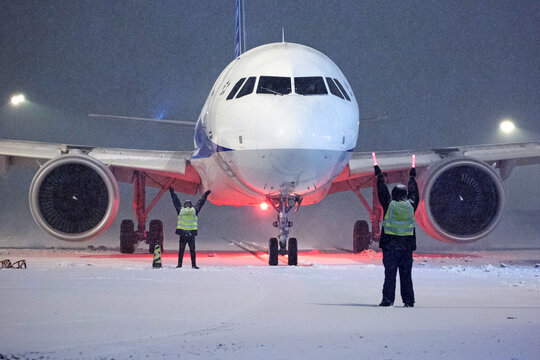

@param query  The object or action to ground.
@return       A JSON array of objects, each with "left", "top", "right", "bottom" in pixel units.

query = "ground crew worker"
[
  {"left": 374, "top": 165, "right": 419, "bottom": 307},
  {"left": 169, "top": 187, "right": 211, "bottom": 269}
]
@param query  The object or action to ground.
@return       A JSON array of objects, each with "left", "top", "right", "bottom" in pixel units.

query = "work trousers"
[
  {"left": 178, "top": 234, "right": 196, "bottom": 267},
  {"left": 382, "top": 248, "right": 415, "bottom": 305}
]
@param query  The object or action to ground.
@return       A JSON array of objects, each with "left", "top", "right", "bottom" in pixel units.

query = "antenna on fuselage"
[{"left": 282, "top": 27, "right": 285, "bottom": 43}]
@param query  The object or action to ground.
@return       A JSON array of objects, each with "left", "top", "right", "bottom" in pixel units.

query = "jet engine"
[
  {"left": 415, "top": 157, "right": 505, "bottom": 243},
  {"left": 28, "top": 153, "right": 120, "bottom": 241}
]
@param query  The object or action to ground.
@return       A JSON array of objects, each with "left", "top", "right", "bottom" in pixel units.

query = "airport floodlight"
[
  {"left": 260, "top": 202, "right": 268, "bottom": 210},
  {"left": 499, "top": 119, "right": 515, "bottom": 134},
  {"left": 10, "top": 94, "right": 26, "bottom": 106}
]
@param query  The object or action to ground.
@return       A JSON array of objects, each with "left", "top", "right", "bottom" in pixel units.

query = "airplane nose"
[
  {"left": 248, "top": 97, "right": 356, "bottom": 152},
  {"left": 218, "top": 147, "right": 350, "bottom": 195}
]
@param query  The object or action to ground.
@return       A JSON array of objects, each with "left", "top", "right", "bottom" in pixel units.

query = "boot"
[{"left": 190, "top": 249, "right": 198, "bottom": 269}]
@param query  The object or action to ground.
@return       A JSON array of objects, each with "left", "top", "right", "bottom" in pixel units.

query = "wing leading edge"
[
  {"left": 331, "top": 142, "right": 540, "bottom": 193},
  {"left": 0, "top": 139, "right": 200, "bottom": 194}
]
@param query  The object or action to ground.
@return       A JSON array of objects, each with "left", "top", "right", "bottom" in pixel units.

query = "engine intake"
[
  {"left": 416, "top": 157, "right": 505, "bottom": 243},
  {"left": 29, "top": 154, "right": 119, "bottom": 241}
]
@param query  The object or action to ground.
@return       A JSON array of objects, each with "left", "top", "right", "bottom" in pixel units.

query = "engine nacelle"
[
  {"left": 28, "top": 154, "right": 120, "bottom": 241},
  {"left": 416, "top": 157, "right": 505, "bottom": 243}
]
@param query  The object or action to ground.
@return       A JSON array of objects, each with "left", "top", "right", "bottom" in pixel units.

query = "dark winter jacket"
[
  {"left": 170, "top": 190, "right": 210, "bottom": 237},
  {"left": 377, "top": 174, "right": 419, "bottom": 251}
]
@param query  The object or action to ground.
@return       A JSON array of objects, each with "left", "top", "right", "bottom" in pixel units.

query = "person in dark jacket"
[
  {"left": 375, "top": 165, "right": 419, "bottom": 307},
  {"left": 170, "top": 188, "right": 211, "bottom": 269}
]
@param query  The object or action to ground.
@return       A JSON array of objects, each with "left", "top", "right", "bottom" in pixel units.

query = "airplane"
[{"left": 1, "top": 41, "right": 539, "bottom": 265}]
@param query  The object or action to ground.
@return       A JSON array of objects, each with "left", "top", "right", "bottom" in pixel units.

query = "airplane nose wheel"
[
  {"left": 288, "top": 238, "right": 298, "bottom": 266},
  {"left": 267, "top": 194, "right": 301, "bottom": 266},
  {"left": 268, "top": 237, "right": 298, "bottom": 266},
  {"left": 269, "top": 238, "right": 278, "bottom": 265}
]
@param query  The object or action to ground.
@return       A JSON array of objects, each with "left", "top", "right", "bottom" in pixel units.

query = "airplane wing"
[
  {"left": 330, "top": 142, "right": 540, "bottom": 194},
  {"left": 0, "top": 139, "right": 200, "bottom": 194}
]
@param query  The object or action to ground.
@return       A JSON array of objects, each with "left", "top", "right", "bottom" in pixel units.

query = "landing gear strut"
[
  {"left": 119, "top": 171, "right": 172, "bottom": 254},
  {"left": 267, "top": 194, "right": 302, "bottom": 266},
  {"left": 348, "top": 179, "right": 383, "bottom": 253}
]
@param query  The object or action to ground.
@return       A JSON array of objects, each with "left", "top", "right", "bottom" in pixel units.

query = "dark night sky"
[{"left": 1, "top": 0, "right": 539, "bottom": 251}]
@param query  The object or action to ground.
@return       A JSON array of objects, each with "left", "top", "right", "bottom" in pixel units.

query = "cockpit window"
[
  {"left": 294, "top": 77, "right": 328, "bottom": 95},
  {"left": 236, "top": 77, "right": 256, "bottom": 98},
  {"left": 326, "top": 77, "right": 344, "bottom": 99},
  {"left": 226, "top": 78, "right": 246, "bottom": 100},
  {"left": 334, "top": 79, "right": 351, "bottom": 101},
  {"left": 257, "top": 76, "right": 292, "bottom": 95}
]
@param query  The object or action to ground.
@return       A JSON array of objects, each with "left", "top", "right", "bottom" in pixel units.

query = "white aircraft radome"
[{"left": 1, "top": 42, "right": 539, "bottom": 265}]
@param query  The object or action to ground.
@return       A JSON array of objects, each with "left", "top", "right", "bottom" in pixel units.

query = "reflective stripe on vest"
[
  {"left": 177, "top": 207, "right": 198, "bottom": 231},
  {"left": 382, "top": 200, "right": 415, "bottom": 236}
]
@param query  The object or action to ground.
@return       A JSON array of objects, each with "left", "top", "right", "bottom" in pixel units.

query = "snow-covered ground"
[{"left": 0, "top": 248, "right": 539, "bottom": 360}]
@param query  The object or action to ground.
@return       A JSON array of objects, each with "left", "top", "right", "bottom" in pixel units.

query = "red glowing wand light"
[
  {"left": 372, "top": 152, "right": 378, "bottom": 166},
  {"left": 412, "top": 154, "right": 416, "bottom": 168}
]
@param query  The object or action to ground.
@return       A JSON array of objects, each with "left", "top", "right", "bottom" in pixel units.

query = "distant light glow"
[
  {"left": 412, "top": 154, "right": 416, "bottom": 168},
  {"left": 10, "top": 94, "right": 25, "bottom": 106},
  {"left": 500, "top": 119, "right": 515, "bottom": 133},
  {"left": 260, "top": 202, "right": 268, "bottom": 211}
]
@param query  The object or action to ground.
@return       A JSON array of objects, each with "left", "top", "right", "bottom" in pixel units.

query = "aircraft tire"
[
  {"left": 120, "top": 219, "right": 136, "bottom": 254},
  {"left": 269, "top": 238, "right": 278, "bottom": 266},
  {"left": 288, "top": 237, "right": 298, "bottom": 266},
  {"left": 353, "top": 220, "right": 370, "bottom": 253},
  {"left": 148, "top": 219, "right": 164, "bottom": 254}
]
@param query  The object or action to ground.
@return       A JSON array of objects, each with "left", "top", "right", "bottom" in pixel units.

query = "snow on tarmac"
[{"left": 0, "top": 248, "right": 539, "bottom": 360}]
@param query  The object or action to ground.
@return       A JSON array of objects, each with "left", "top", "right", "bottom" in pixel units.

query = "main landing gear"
[
  {"left": 347, "top": 177, "right": 384, "bottom": 252},
  {"left": 119, "top": 171, "right": 172, "bottom": 254},
  {"left": 267, "top": 194, "right": 302, "bottom": 266},
  {"left": 349, "top": 171, "right": 411, "bottom": 253}
]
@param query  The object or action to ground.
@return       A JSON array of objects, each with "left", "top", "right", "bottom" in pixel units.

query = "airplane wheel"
[
  {"left": 288, "top": 237, "right": 298, "bottom": 266},
  {"left": 269, "top": 237, "right": 278, "bottom": 266},
  {"left": 148, "top": 219, "right": 164, "bottom": 254},
  {"left": 120, "top": 219, "right": 136, "bottom": 254},
  {"left": 353, "top": 220, "right": 370, "bottom": 253}
]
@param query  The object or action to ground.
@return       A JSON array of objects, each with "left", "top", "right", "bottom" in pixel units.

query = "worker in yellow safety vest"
[
  {"left": 374, "top": 165, "right": 419, "bottom": 308},
  {"left": 169, "top": 187, "right": 211, "bottom": 269}
]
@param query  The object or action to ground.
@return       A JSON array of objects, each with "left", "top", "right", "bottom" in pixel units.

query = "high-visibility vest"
[
  {"left": 177, "top": 207, "right": 198, "bottom": 231},
  {"left": 382, "top": 200, "right": 415, "bottom": 236}
]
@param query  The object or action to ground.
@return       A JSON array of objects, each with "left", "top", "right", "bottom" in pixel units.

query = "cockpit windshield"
[
  {"left": 326, "top": 77, "right": 344, "bottom": 99},
  {"left": 225, "top": 75, "right": 350, "bottom": 100},
  {"left": 334, "top": 79, "right": 351, "bottom": 101},
  {"left": 236, "top": 77, "right": 256, "bottom": 98},
  {"left": 257, "top": 76, "right": 292, "bottom": 95},
  {"left": 294, "top": 77, "right": 328, "bottom": 95},
  {"left": 226, "top": 78, "right": 246, "bottom": 100}
]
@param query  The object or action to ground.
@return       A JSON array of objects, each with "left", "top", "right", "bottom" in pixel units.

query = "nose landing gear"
[{"left": 267, "top": 194, "right": 301, "bottom": 266}]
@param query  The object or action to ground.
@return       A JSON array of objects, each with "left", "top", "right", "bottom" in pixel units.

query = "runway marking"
[{"left": 227, "top": 241, "right": 268, "bottom": 265}]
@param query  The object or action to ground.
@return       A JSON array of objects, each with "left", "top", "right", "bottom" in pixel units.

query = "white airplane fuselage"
[{"left": 191, "top": 43, "right": 359, "bottom": 206}]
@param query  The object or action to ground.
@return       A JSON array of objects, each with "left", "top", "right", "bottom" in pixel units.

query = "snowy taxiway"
[{"left": 0, "top": 248, "right": 539, "bottom": 360}]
